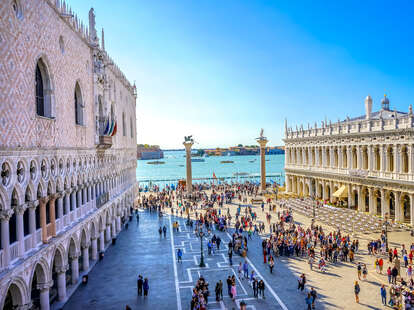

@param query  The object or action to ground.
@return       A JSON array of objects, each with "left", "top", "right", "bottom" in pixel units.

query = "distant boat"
[
  {"left": 221, "top": 160, "right": 234, "bottom": 164},
  {"left": 178, "top": 164, "right": 184, "bottom": 167},
  {"left": 191, "top": 158, "right": 205, "bottom": 162},
  {"left": 147, "top": 161, "right": 165, "bottom": 165},
  {"left": 249, "top": 159, "right": 256, "bottom": 163},
  {"left": 233, "top": 172, "right": 249, "bottom": 176}
]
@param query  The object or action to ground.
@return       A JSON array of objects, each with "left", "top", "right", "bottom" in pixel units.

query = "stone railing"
[{"left": 286, "top": 114, "right": 414, "bottom": 140}]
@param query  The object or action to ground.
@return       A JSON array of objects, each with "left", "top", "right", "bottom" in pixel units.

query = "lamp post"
[
  {"left": 199, "top": 230, "right": 206, "bottom": 267},
  {"left": 383, "top": 213, "right": 390, "bottom": 252}
]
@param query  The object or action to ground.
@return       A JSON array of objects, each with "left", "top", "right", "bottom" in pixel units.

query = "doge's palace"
[
  {"left": 0, "top": 1, "right": 138, "bottom": 309},
  {"left": 284, "top": 95, "right": 414, "bottom": 226}
]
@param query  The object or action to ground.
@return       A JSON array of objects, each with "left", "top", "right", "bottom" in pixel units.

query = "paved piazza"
[{"left": 62, "top": 195, "right": 410, "bottom": 310}]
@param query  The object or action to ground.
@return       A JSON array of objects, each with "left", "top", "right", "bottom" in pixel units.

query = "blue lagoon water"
[{"left": 136, "top": 150, "right": 285, "bottom": 188}]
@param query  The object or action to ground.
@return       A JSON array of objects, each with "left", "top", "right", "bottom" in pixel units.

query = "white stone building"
[
  {"left": 0, "top": 1, "right": 138, "bottom": 309},
  {"left": 284, "top": 95, "right": 414, "bottom": 226}
]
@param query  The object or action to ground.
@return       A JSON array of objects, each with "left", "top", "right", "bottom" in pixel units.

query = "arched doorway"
[
  {"left": 401, "top": 195, "right": 410, "bottom": 223},
  {"left": 352, "top": 189, "right": 358, "bottom": 210},
  {"left": 389, "top": 192, "right": 395, "bottom": 219},
  {"left": 51, "top": 248, "right": 66, "bottom": 302},
  {"left": 363, "top": 188, "right": 369, "bottom": 212},
  {"left": 325, "top": 184, "right": 331, "bottom": 202},
  {"left": 30, "top": 263, "right": 48, "bottom": 309},
  {"left": 401, "top": 146, "right": 409, "bottom": 173},
  {"left": 3, "top": 283, "right": 24, "bottom": 309},
  {"left": 375, "top": 190, "right": 382, "bottom": 216}
]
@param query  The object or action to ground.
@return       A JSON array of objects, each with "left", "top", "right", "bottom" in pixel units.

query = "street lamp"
[
  {"left": 199, "top": 230, "right": 206, "bottom": 267},
  {"left": 383, "top": 213, "right": 390, "bottom": 252}
]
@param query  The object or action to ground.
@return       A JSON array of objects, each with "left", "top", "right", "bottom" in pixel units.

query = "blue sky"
[{"left": 70, "top": 0, "right": 414, "bottom": 148}]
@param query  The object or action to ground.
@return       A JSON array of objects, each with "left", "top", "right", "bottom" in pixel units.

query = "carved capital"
[
  {"left": 82, "top": 242, "right": 91, "bottom": 249},
  {"left": 55, "top": 264, "right": 69, "bottom": 274},
  {"left": 0, "top": 209, "right": 14, "bottom": 221},
  {"left": 69, "top": 252, "right": 80, "bottom": 260},
  {"left": 14, "top": 204, "right": 27, "bottom": 215},
  {"left": 39, "top": 196, "right": 49, "bottom": 205},
  {"left": 37, "top": 280, "right": 53, "bottom": 291}
]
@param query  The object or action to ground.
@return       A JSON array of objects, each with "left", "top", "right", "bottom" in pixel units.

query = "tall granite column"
[
  {"left": 183, "top": 139, "right": 194, "bottom": 193},
  {"left": 256, "top": 133, "right": 269, "bottom": 192}
]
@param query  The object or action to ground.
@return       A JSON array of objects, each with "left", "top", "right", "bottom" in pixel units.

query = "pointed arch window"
[
  {"left": 35, "top": 58, "right": 53, "bottom": 118},
  {"left": 74, "top": 83, "right": 84, "bottom": 125}
]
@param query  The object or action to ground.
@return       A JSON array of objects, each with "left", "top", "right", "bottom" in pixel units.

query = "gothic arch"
[
  {"left": 1, "top": 278, "right": 28, "bottom": 310},
  {"left": 29, "top": 259, "right": 50, "bottom": 292}
]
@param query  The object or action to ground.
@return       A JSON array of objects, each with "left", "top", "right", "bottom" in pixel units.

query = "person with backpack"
[{"left": 310, "top": 287, "right": 317, "bottom": 309}]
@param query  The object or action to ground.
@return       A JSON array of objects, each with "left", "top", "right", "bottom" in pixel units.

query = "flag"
[{"left": 213, "top": 172, "right": 217, "bottom": 179}]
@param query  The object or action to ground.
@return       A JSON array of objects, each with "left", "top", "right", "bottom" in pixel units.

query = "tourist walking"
[
  {"left": 158, "top": 226, "right": 162, "bottom": 237},
  {"left": 305, "top": 293, "right": 312, "bottom": 310},
  {"left": 228, "top": 247, "right": 233, "bottom": 265},
  {"left": 218, "top": 280, "right": 223, "bottom": 300},
  {"left": 310, "top": 287, "right": 317, "bottom": 309},
  {"left": 227, "top": 276, "right": 232, "bottom": 297},
  {"left": 269, "top": 256, "right": 274, "bottom": 274},
  {"left": 231, "top": 280, "right": 237, "bottom": 302},
  {"left": 297, "top": 273, "right": 306, "bottom": 291},
  {"left": 356, "top": 262, "right": 362, "bottom": 280},
  {"left": 380, "top": 284, "right": 387, "bottom": 305},
  {"left": 354, "top": 281, "right": 360, "bottom": 303},
  {"left": 258, "top": 279, "right": 265, "bottom": 299},
  {"left": 362, "top": 264, "right": 368, "bottom": 280},
  {"left": 177, "top": 248, "right": 183, "bottom": 263},
  {"left": 137, "top": 275, "right": 143, "bottom": 296},
  {"left": 163, "top": 225, "right": 167, "bottom": 238},
  {"left": 253, "top": 278, "right": 258, "bottom": 298},
  {"left": 143, "top": 278, "right": 149, "bottom": 297},
  {"left": 243, "top": 261, "right": 249, "bottom": 279}
]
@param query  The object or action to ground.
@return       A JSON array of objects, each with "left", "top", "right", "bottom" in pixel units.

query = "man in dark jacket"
[
  {"left": 258, "top": 279, "right": 265, "bottom": 299},
  {"left": 137, "top": 275, "right": 143, "bottom": 296}
]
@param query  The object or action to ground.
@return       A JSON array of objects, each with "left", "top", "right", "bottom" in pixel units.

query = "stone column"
[
  {"left": 368, "top": 188, "right": 374, "bottom": 214},
  {"left": 56, "top": 265, "right": 68, "bottom": 301},
  {"left": 37, "top": 281, "right": 52, "bottom": 310},
  {"left": 116, "top": 216, "right": 121, "bottom": 233},
  {"left": 71, "top": 190, "right": 76, "bottom": 212},
  {"left": 15, "top": 204, "right": 26, "bottom": 257},
  {"left": 83, "top": 186, "right": 87, "bottom": 204},
  {"left": 39, "top": 197, "right": 48, "bottom": 243},
  {"left": 99, "top": 230, "right": 105, "bottom": 252},
  {"left": 64, "top": 191, "right": 70, "bottom": 215},
  {"left": 395, "top": 191, "right": 402, "bottom": 222},
  {"left": 28, "top": 201, "right": 37, "bottom": 249},
  {"left": 91, "top": 237, "right": 98, "bottom": 260},
  {"left": 394, "top": 145, "right": 400, "bottom": 174},
  {"left": 381, "top": 189, "right": 388, "bottom": 218},
  {"left": 183, "top": 140, "right": 194, "bottom": 193},
  {"left": 347, "top": 184, "right": 352, "bottom": 208},
  {"left": 57, "top": 192, "right": 64, "bottom": 226},
  {"left": 380, "top": 145, "right": 386, "bottom": 172},
  {"left": 0, "top": 209, "right": 13, "bottom": 267},
  {"left": 410, "top": 145, "right": 414, "bottom": 175},
  {"left": 368, "top": 145, "right": 373, "bottom": 171},
  {"left": 256, "top": 137, "right": 269, "bottom": 192},
  {"left": 70, "top": 254, "right": 79, "bottom": 285},
  {"left": 88, "top": 185, "right": 92, "bottom": 203},
  {"left": 286, "top": 175, "right": 291, "bottom": 193},
  {"left": 105, "top": 224, "right": 111, "bottom": 242},
  {"left": 410, "top": 194, "right": 414, "bottom": 226},
  {"left": 358, "top": 186, "right": 364, "bottom": 211},
  {"left": 111, "top": 218, "right": 116, "bottom": 238},
  {"left": 76, "top": 189, "right": 82, "bottom": 208},
  {"left": 347, "top": 146, "right": 352, "bottom": 169},
  {"left": 82, "top": 244, "right": 90, "bottom": 271},
  {"left": 357, "top": 146, "right": 362, "bottom": 169},
  {"left": 49, "top": 194, "right": 57, "bottom": 237}
]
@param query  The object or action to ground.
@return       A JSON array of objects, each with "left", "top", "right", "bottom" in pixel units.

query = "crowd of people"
[{"left": 136, "top": 181, "right": 414, "bottom": 309}]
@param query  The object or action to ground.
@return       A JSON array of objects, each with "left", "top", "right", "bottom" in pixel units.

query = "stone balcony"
[{"left": 97, "top": 136, "right": 112, "bottom": 149}]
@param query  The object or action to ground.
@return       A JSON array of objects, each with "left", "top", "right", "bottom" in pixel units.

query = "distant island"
[
  {"left": 151, "top": 145, "right": 285, "bottom": 156},
  {"left": 137, "top": 144, "right": 164, "bottom": 160}
]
